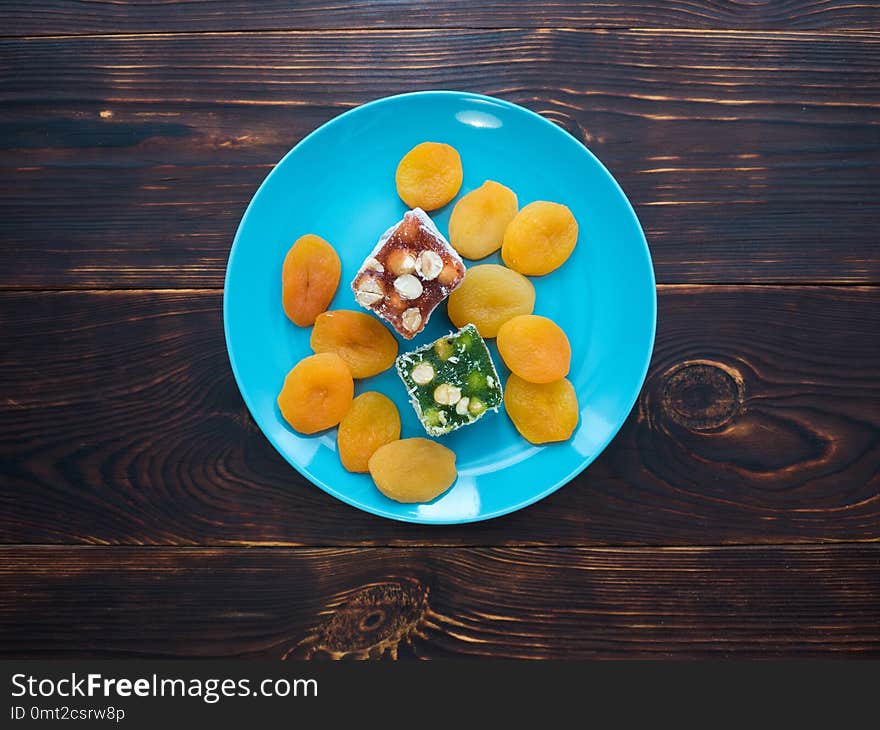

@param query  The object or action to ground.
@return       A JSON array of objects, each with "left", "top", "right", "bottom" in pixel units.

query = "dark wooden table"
[{"left": 1, "top": 1, "right": 879, "bottom": 659}]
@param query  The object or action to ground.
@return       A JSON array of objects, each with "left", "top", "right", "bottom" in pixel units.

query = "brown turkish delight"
[{"left": 351, "top": 208, "right": 466, "bottom": 339}]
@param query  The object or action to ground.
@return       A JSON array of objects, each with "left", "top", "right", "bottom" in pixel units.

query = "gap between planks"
[
  {"left": 1, "top": 28, "right": 880, "bottom": 42},
  {"left": 0, "top": 284, "right": 877, "bottom": 294},
  {"left": 0, "top": 542, "right": 877, "bottom": 551}
]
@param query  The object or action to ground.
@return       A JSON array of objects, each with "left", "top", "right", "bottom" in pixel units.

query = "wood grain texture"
[
  {"left": 1, "top": 545, "right": 877, "bottom": 658},
  {"left": 2, "top": 0, "right": 879, "bottom": 35},
  {"left": 1, "top": 29, "right": 878, "bottom": 287},
  {"left": 0, "top": 3, "right": 877, "bottom": 663},
  {"left": 2, "top": 286, "right": 877, "bottom": 546}
]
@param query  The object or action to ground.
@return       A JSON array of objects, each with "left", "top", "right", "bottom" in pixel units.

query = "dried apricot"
[
  {"left": 282, "top": 234, "right": 341, "bottom": 326},
  {"left": 448, "top": 180, "right": 518, "bottom": 259},
  {"left": 447, "top": 264, "right": 536, "bottom": 338},
  {"left": 502, "top": 201, "right": 578, "bottom": 276},
  {"left": 504, "top": 374, "right": 579, "bottom": 444},
  {"left": 277, "top": 352, "right": 353, "bottom": 434},
  {"left": 368, "top": 438, "right": 457, "bottom": 503},
  {"left": 395, "top": 142, "right": 463, "bottom": 211},
  {"left": 496, "top": 314, "right": 571, "bottom": 383},
  {"left": 337, "top": 392, "right": 401, "bottom": 473},
  {"left": 310, "top": 310, "right": 398, "bottom": 378}
]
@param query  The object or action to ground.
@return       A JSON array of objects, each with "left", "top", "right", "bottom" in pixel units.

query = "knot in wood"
[
  {"left": 661, "top": 360, "right": 744, "bottom": 431},
  {"left": 305, "top": 580, "right": 428, "bottom": 657}
]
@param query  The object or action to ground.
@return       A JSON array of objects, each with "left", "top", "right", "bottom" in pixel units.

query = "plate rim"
[{"left": 223, "top": 89, "right": 657, "bottom": 524}]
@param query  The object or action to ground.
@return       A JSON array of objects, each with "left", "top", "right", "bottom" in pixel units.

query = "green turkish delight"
[{"left": 396, "top": 324, "right": 503, "bottom": 436}]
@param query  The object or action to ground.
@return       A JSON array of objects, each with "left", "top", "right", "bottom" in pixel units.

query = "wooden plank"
[
  {"left": 1, "top": 30, "right": 878, "bottom": 287},
  {"left": 2, "top": 1, "right": 878, "bottom": 35},
  {"left": 1, "top": 286, "right": 877, "bottom": 546},
  {"left": 0, "top": 545, "right": 877, "bottom": 658}
]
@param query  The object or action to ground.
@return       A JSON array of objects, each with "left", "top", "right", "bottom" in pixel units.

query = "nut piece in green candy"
[{"left": 395, "top": 323, "right": 503, "bottom": 436}]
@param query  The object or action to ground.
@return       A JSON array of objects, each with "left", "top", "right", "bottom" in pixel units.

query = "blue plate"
[{"left": 224, "top": 91, "right": 656, "bottom": 524}]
